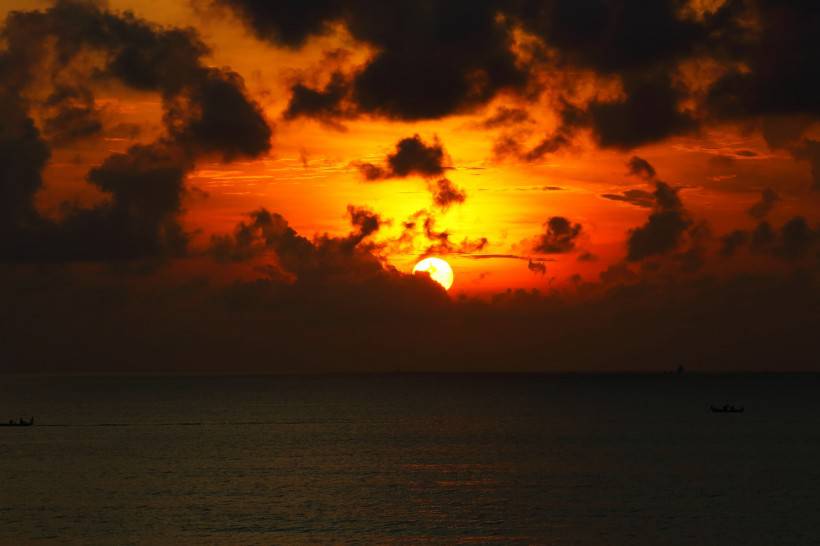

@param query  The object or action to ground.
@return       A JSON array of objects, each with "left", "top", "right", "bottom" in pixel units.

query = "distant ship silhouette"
[
  {"left": 710, "top": 405, "right": 744, "bottom": 413},
  {"left": 1, "top": 417, "right": 34, "bottom": 427}
]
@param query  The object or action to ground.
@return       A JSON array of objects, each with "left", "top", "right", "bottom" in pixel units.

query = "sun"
[{"left": 413, "top": 257, "right": 454, "bottom": 291}]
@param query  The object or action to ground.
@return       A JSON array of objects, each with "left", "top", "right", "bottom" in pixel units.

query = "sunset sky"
[{"left": 3, "top": 0, "right": 820, "bottom": 372}]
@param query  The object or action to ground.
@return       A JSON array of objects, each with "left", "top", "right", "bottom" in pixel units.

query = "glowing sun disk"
[{"left": 413, "top": 257, "right": 454, "bottom": 290}]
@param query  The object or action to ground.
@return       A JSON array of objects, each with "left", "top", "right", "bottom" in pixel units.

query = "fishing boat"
[
  {"left": 1, "top": 418, "right": 34, "bottom": 427},
  {"left": 710, "top": 405, "right": 744, "bottom": 413}
]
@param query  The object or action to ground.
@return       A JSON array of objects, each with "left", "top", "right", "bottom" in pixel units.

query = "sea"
[{"left": 1, "top": 373, "right": 818, "bottom": 545}]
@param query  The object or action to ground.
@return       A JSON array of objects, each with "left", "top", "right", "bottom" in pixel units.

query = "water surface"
[{"left": 1, "top": 374, "right": 818, "bottom": 544}]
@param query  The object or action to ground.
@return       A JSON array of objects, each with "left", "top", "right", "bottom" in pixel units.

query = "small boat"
[
  {"left": 710, "top": 405, "right": 744, "bottom": 413},
  {"left": 0, "top": 418, "right": 34, "bottom": 427}
]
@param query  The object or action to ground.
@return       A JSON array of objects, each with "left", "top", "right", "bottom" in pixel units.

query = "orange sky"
[{"left": 4, "top": 0, "right": 819, "bottom": 295}]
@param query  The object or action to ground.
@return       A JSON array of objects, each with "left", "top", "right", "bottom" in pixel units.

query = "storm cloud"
[
  {"left": 356, "top": 135, "right": 448, "bottom": 180},
  {"left": 0, "top": 0, "right": 272, "bottom": 263},
  {"left": 213, "top": 0, "right": 526, "bottom": 120},
  {"left": 627, "top": 156, "right": 657, "bottom": 180},
  {"left": 429, "top": 178, "right": 467, "bottom": 210},
  {"left": 210, "top": 204, "right": 399, "bottom": 284},
  {"left": 623, "top": 158, "right": 693, "bottom": 262},
  {"left": 626, "top": 182, "right": 691, "bottom": 261},
  {"left": 748, "top": 188, "right": 780, "bottom": 220},
  {"left": 211, "top": 0, "right": 820, "bottom": 170},
  {"left": 601, "top": 189, "right": 656, "bottom": 208},
  {"left": 534, "top": 216, "right": 583, "bottom": 254}
]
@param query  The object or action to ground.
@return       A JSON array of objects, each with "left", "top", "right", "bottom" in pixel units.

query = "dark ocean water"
[{"left": 1, "top": 374, "right": 819, "bottom": 545}]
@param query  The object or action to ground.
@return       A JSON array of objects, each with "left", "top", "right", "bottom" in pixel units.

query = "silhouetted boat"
[
  {"left": 1, "top": 418, "right": 34, "bottom": 427},
  {"left": 710, "top": 405, "right": 744, "bottom": 413}
]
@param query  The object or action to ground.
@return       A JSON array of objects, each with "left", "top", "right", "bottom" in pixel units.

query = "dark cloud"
[
  {"left": 534, "top": 216, "right": 583, "bottom": 254},
  {"left": 3, "top": 1, "right": 272, "bottom": 156},
  {"left": 735, "top": 150, "right": 758, "bottom": 158},
  {"left": 6, "top": 199, "right": 820, "bottom": 375},
  {"left": 1, "top": 143, "right": 192, "bottom": 263},
  {"left": 210, "top": 208, "right": 313, "bottom": 265},
  {"left": 599, "top": 261, "right": 638, "bottom": 285},
  {"left": 705, "top": 1, "right": 820, "bottom": 121},
  {"left": 748, "top": 188, "right": 779, "bottom": 220},
  {"left": 464, "top": 254, "right": 553, "bottom": 262},
  {"left": 166, "top": 68, "right": 271, "bottom": 161},
  {"left": 357, "top": 135, "right": 447, "bottom": 180},
  {"left": 208, "top": 0, "right": 820, "bottom": 166},
  {"left": 394, "top": 210, "right": 487, "bottom": 257},
  {"left": 210, "top": 0, "right": 344, "bottom": 48},
  {"left": 215, "top": 0, "right": 526, "bottom": 120},
  {"left": 751, "top": 221, "right": 776, "bottom": 251},
  {"left": 345, "top": 2, "right": 527, "bottom": 120},
  {"left": 41, "top": 85, "right": 103, "bottom": 146},
  {"left": 719, "top": 216, "right": 818, "bottom": 261},
  {"left": 6, "top": 261, "right": 820, "bottom": 373},
  {"left": 75, "top": 143, "right": 190, "bottom": 260},
  {"left": 519, "top": 102, "right": 584, "bottom": 161},
  {"left": 347, "top": 205, "right": 383, "bottom": 238},
  {"left": 527, "top": 259, "right": 547, "bottom": 275},
  {"left": 478, "top": 106, "right": 531, "bottom": 129},
  {"left": 760, "top": 115, "right": 813, "bottom": 150},
  {"left": 776, "top": 216, "right": 817, "bottom": 260},
  {"left": 388, "top": 135, "right": 447, "bottom": 177},
  {"left": 0, "top": 96, "right": 50, "bottom": 234},
  {"left": 627, "top": 156, "right": 656, "bottom": 180},
  {"left": 523, "top": 133, "right": 570, "bottom": 162},
  {"left": 429, "top": 178, "right": 467, "bottom": 210},
  {"left": 601, "top": 189, "right": 655, "bottom": 208},
  {"left": 512, "top": 0, "right": 714, "bottom": 75},
  {"left": 210, "top": 204, "right": 392, "bottom": 283},
  {"left": 654, "top": 180, "right": 684, "bottom": 210},
  {"left": 284, "top": 72, "right": 351, "bottom": 121},
  {"left": 626, "top": 182, "right": 691, "bottom": 261},
  {"left": 794, "top": 140, "right": 820, "bottom": 190},
  {"left": 720, "top": 229, "right": 749, "bottom": 258},
  {"left": 0, "top": 1, "right": 272, "bottom": 263},
  {"left": 500, "top": 31, "right": 701, "bottom": 153},
  {"left": 354, "top": 161, "right": 387, "bottom": 182},
  {"left": 426, "top": 230, "right": 488, "bottom": 257},
  {"left": 587, "top": 72, "right": 697, "bottom": 149},
  {"left": 702, "top": 0, "right": 820, "bottom": 182},
  {"left": 492, "top": 134, "right": 524, "bottom": 160}
]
